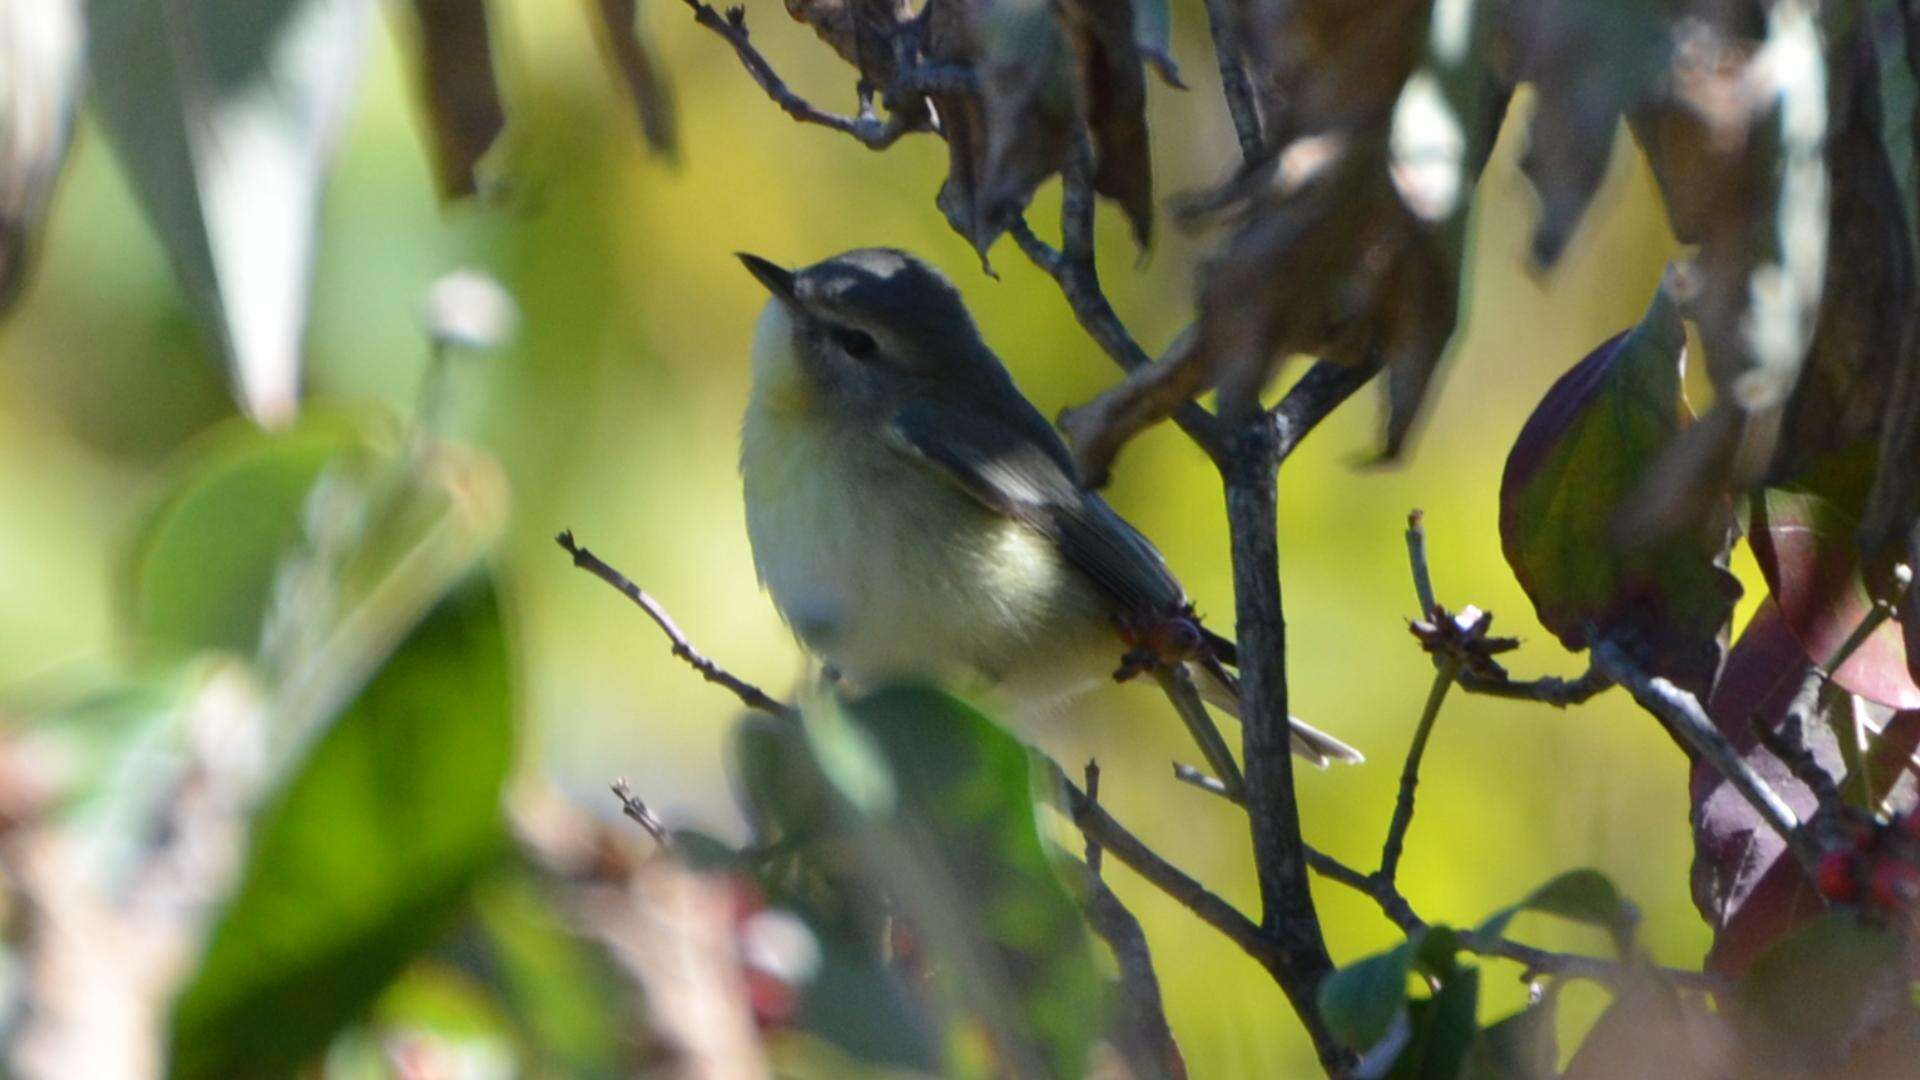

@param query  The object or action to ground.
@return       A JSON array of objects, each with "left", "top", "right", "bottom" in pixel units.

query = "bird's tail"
[{"left": 1192, "top": 657, "right": 1365, "bottom": 768}]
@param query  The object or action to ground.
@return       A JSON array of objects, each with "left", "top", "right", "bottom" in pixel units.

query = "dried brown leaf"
[
  {"left": 409, "top": 0, "right": 509, "bottom": 199},
  {"left": 587, "top": 0, "right": 678, "bottom": 155}
]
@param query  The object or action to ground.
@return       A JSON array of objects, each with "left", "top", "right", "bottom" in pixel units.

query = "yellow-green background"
[{"left": 1, "top": 3, "right": 1759, "bottom": 1074}]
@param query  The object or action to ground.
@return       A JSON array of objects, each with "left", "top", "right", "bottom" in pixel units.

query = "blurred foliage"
[{"left": 3, "top": 0, "right": 1920, "bottom": 1075}]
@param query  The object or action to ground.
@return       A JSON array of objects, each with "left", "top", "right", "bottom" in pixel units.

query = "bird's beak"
[{"left": 736, "top": 252, "right": 798, "bottom": 305}]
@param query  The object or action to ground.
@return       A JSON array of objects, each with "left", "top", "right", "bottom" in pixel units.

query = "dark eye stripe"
[{"left": 830, "top": 325, "right": 878, "bottom": 360}]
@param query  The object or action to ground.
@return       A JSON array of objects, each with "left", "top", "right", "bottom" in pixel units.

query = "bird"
[{"left": 735, "top": 247, "right": 1362, "bottom": 774}]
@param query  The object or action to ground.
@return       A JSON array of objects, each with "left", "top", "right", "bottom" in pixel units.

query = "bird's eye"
[{"left": 830, "top": 325, "right": 878, "bottom": 360}]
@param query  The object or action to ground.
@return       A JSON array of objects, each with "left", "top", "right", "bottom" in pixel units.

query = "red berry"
[
  {"left": 1817, "top": 851, "right": 1859, "bottom": 902},
  {"left": 1867, "top": 856, "right": 1920, "bottom": 914}
]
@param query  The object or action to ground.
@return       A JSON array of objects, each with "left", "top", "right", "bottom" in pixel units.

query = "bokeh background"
[{"left": 1, "top": 1, "right": 1762, "bottom": 1073}]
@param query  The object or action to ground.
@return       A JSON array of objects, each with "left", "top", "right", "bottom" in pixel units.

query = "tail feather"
[{"left": 1192, "top": 657, "right": 1365, "bottom": 768}]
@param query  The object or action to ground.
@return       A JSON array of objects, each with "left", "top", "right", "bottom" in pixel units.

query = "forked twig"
[{"left": 557, "top": 531, "right": 796, "bottom": 721}]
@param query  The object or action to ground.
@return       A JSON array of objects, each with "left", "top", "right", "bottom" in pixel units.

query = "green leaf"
[
  {"left": 1320, "top": 935, "right": 1422, "bottom": 1052},
  {"left": 167, "top": 572, "right": 515, "bottom": 1080},
  {"left": 1734, "top": 911, "right": 1911, "bottom": 1067},
  {"left": 473, "top": 872, "right": 630, "bottom": 1077},
  {"left": 843, "top": 685, "right": 1107, "bottom": 1079},
  {"left": 1479, "top": 868, "right": 1639, "bottom": 947},
  {"left": 1499, "top": 282, "right": 1741, "bottom": 697},
  {"left": 1463, "top": 997, "right": 1559, "bottom": 1080},
  {"left": 730, "top": 713, "right": 836, "bottom": 846},
  {"left": 1388, "top": 967, "right": 1478, "bottom": 1080},
  {"left": 123, "top": 414, "right": 366, "bottom": 663},
  {"left": 84, "top": 0, "right": 369, "bottom": 422}
]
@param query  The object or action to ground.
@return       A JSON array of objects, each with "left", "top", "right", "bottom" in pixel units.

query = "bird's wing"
[{"left": 886, "top": 404, "right": 1188, "bottom": 617}]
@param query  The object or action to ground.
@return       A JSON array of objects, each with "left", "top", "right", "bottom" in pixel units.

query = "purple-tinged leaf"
[
  {"left": 1693, "top": 602, "right": 1920, "bottom": 978},
  {"left": 1694, "top": 603, "right": 1831, "bottom": 978},
  {"left": 1499, "top": 283, "right": 1741, "bottom": 699},
  {"left": 1750, "top": 448, "right": 1920, "bottom": 711}
]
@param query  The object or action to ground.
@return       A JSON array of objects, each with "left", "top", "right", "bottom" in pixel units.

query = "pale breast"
[{"left": 740, "top": 401, "right": 1115, "bottom": 696}]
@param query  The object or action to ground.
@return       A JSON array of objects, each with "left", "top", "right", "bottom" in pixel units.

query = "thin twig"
[
  {"left": 1378, "top": 660, "right": 1459, "bottom": 883},
  {"left": 1154, "top": 665, "right": 1246, "bottom": 801},
  {"left": 1048, "top": 760, "right": 1280, "bottom": 969},
  {"left": 1084, "top": 760, "right": 1104, "bottom": 873},
  {"left": 1172, "top": 761, "right": 1238, "bottom": 801},
  {"left": 1271, "top": 357, "right": 1381, "bottom": 463},
  {"left": 1454, "top": 667, "right": 1613, "bottom": 706},
  {"left": 1074, "top": 761, "right": 1187, "bottom": 1078},
  {"left": 557, "top": 531, "right": 797, "bottom": 721},
  {"left": 1403, "top": 512, "right": 1613, "bottom": 706},
  {"left": 1195, "top": 0, "right": 1264, "bottom": 162},
  {"left": 611, "top": 778, "right": 670, "bottom": 845},
  {"left": 679, "top": 0, "right": 926, "bottom": 148},
  {"left": 1592, "top": 639, "right": 1820, "bottom": 874},
  {"left": 1008, "top": 224, "right": 1229, "bottom": 469},
  {"left": 1296, "top": 847, "right": 1720, "bottom": 992},
  {"left": 1405, "top": 509, "right": 1437, "bottom": 616},
  {"left": 1753, "top": 696, "right": 1843, "bottom": 815}
]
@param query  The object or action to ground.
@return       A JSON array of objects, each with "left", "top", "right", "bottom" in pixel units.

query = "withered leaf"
[
  {"left": 925, "top": 0, "right": 1154, "bottom": 254},
  {"left": 408, "top": 0, "right": 508, "bottom": 200},
  {"left": 587, "top": 0, "right": 678, "bottom": 156},
  {"left": 1520, "top": 0, "right": 1674, "bottom": 267}
]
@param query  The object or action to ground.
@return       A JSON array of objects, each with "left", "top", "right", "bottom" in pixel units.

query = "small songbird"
[{"left": 736, "top": 248, "right": 1361, "bottom": 769}]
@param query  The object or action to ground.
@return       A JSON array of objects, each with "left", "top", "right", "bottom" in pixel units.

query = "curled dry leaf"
[
  {"left": 1150, "top": 0, "right": 1507, "bottom": 458},
  {"left": 1499, "top": 280, "right": 1741, "bottom": 700},
  {"left": 1622, "top": 6, "right": 1831, "bottom": 540},
  {"left": 408, "top": 0, "right": 509, "bottom": 199},
  {"left": 0, "top": 0, "right": 84, "bottom": 316},
  {"left": 588, "top": 0, "right": 678, "bottom": 155},
  {"left": 1768, "top": 20, "right": 1913, "bottom": 486},
  {"left": 923, "top": 0, "right": 1155, "bottom": 255},
  {"left": 1517, "top": 0, "right": 1675, "bottom": 268}
]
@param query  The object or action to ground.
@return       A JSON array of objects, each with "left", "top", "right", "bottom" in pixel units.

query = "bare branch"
[
  {"left": 1196, "top": 0, "right": 1265, "bottom": 162},
  {"left": 1272, "top": 357, "right": 1380, "bottom": 463},
  {"left": 1074, "top": 762, "right": 1188, "bottom": 1079},
  {"left": 1378, "top": 660, "right": 1459, "bottom": 884},
  {"left": 1296, "top": 847, "right": 1720, "bottom": 992},
  {"left": 1048, "top": 759, "right": 1280, "bottom": 968},
  {"left": 1592, "top": 640, "right": 1820, "bottom": 874},
  {"left": 678, "top": 0, "right": 925, "bottom": 149},
  {"left": 1218, "top": 419, "right": 1352, "bottom": 1075},
  {"left": 611, "top": 778, "right": 669, "bottom": 845},
  {"left": 1403, "top": 512, "right": 1613, "bottom": 706},
  {"left": 1404, "top": 509, "right": 1437, "bottom": 616},
  {"left": 1009, "top": 160, "right": 1230, "bottom": 475},
  {"left": 1154, "top": 665, "right": 1246, "bottom": 801},
  {"left": 556, "top": 531, "right": 797, "bottom": 721},
  {"left": 1455, "top": 667, "right": 1613, "bottom": 706}
]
